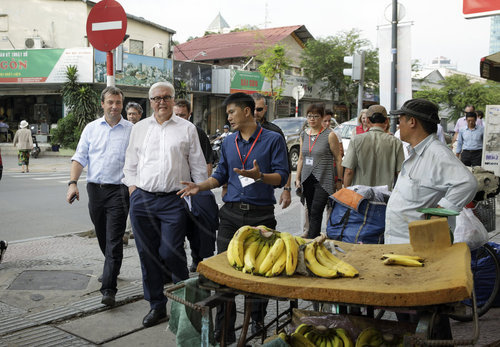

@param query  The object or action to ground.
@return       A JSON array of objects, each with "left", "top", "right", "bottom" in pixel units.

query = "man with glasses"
[
  {"left": 67, "top": 86, "right": 133, "bottom": 307},
  {"left": 123, "top": 82, "right": 207, "bottom": 328},
  {"left": 253, "top": 93, "right": 292, "bottom": 209}
]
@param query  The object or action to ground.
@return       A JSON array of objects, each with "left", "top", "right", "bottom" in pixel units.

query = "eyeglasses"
[
  {"left": 150, "top": 95, "right": 173, "bottom": 103},
  {"left": 307, "top": 114, "right": 321, "bottom": 119},
  {"left": 255, "top": 107, "right": 264, "bottom": 112}
]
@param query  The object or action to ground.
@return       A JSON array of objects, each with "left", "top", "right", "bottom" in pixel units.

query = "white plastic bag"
[{"left": 454, "top": 208, "right": 488, "bottom": 250}]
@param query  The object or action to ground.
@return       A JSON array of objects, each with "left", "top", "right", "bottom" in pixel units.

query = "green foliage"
[
  {"left": 300, "top": 29, "right": 379, "bottom": 118},
  {"left": 61, "top": 65, "right": 101, "bottom": 130},
  {"left": 414, "top": 74, "right": 500, "bottom": 120},
  {"left": 257, "top": 44, "right": 291, "bottom": 114},
  {"left": 174, "top": 80, "right": 189, "bottom": 99},
  {"left": 50, "top": 112, "right": 81, "bottom": 149}
]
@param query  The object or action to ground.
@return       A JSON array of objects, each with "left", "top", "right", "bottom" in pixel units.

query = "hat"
[
  {"left": 223, "top": 125, "right": 229, "bottom": 129},
  {"left": 20, "top": 120, "right": 29, "bottom": 129},
  {"left": 391, "top": 99, "right": 440, "bottom": 124},
  {"left": 366, "top": 105, "right": 387, "bottom": 123}
]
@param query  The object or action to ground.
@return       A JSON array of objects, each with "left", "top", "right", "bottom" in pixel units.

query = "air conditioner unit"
[
  {"left": 25, "top": 36, "right": 43, "bottom": 49},
  {"left": 229, "top": 65, "right": 241, "bottom": 70}
]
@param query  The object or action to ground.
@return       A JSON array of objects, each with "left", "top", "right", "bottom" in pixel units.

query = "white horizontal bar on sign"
[{"left": 92, "top": 21, "right": 122, "bottom": 31}]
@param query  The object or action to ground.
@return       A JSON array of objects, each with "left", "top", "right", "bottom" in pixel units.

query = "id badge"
[
  {"left": 305, "top": 156, "right": 314, "bottom": 166},
  {"left": 238, "top": 174, "right": 254, "bottom": 187}
]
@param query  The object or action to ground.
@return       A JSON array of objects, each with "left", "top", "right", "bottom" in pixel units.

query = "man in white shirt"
[
  {"left": 122, "top": 82, "right": 207, "bottom": 328},
  {"left": 385, "top": 98, "right": 477, "bottom": 244}
]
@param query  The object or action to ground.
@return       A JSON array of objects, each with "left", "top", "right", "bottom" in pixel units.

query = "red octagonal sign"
[{"left": 86, "top": 0, "right": 127, "bottom": 52}]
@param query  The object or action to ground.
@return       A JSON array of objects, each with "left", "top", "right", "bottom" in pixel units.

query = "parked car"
[
  {"left": 335, "top": 118, "right": 358, "bottom": 153},
  {"left": 271, "top": 117, "right": 307, "bottom": 171}
]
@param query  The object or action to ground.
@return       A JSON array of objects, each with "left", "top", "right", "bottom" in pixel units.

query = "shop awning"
[{"left": 480, "top": 51, "right": 500, "bottom": 82}]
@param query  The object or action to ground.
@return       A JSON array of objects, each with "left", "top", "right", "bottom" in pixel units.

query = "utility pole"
[{"left": 390, "top": 0, "right": 398, "bottom": 134}]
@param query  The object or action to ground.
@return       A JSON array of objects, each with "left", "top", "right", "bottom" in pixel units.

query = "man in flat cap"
[
  {"left": 385, "top": 99, "right": 477, "bottom": 244},
  {"left": 342, "top": 105, "right": 404, "bottom": 190}
]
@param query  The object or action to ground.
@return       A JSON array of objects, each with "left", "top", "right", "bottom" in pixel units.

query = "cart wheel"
[{"left": 449, "top": 243, "right": 500, "bottom": 322}]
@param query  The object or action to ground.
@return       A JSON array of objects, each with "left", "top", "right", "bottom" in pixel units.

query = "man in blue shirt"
[
  {"left": 66, "top": 86, "right": 133, "bottom": 307},
  {"left": 178, "top": 92, "right": 289, "bottom": 344},
  {"left": 456, "top": 112, "right": 484, "bottom": 167}
]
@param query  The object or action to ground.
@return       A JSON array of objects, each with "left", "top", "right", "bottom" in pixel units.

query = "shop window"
[
  {"left": 129, "top": 39, "right": 144, "bottom": 55},
  {"left": 0, "top": 14, "right": 8, "bottom": 32}
]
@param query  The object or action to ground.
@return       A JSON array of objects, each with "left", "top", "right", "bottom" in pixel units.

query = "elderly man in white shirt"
[
  {"left": 385, "top": 99, "right": 477, "bottom": 244},
  {"left": 122, "top": 81, "right": 207, "bottom": 328}
]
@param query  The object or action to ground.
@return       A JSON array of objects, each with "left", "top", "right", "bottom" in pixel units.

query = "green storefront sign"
[{"left": 230, "top": 70, "right": 264, "bottom": 94}]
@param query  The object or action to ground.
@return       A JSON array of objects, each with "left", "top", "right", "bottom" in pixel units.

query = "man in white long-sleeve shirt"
[
  {"left": 122, "top": 81, "right": 207, "bottom": 328},
  {"left": 385, "top": 99, "right": 477, "bottom": 244}
]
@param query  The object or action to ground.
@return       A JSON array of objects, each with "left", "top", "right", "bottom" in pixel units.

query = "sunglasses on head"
[{"left": 255, "top": 107, "right": 264, "bottom": 112}]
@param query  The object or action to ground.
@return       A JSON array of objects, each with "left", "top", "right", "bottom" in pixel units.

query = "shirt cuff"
[{"left": 438, "top": 198, "right": 460, "bottom": 212}]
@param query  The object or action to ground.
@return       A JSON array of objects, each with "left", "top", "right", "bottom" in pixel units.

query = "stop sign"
[{"left": 86, "top": 0, "right": 127, "bottom": 52}]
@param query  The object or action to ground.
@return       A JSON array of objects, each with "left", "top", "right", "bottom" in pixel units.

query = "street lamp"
[
  {"left": 145, "top": 43, "right": 163, "bottom": 56},
  {"left": 189, "top": 50, "right": 207, "bottom": 61}
]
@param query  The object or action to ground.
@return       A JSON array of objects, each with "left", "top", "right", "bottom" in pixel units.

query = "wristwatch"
[
  {"left": 68, "top": 180, "right": 77, "bottom": 186},
  {"left": 283, "top": 187, "right": 292, "bottom": 191},
  {"left": 336, "top": 178, "right": 343, "bottom": 183},
  {"left": 254, "top": 173, "right": 264, "bottom": 183}
]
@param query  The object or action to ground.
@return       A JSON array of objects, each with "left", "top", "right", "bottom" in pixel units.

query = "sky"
[{"left": 116, "top": 0, "right": 492, "bottom": 76}]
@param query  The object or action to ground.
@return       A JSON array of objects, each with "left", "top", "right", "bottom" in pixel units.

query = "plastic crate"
[{"left": 472, "top": 197, "right": 496, "bottom": 232}]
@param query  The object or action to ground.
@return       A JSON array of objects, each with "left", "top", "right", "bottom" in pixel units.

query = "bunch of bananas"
[
  {"left": 355, "top": 327, "right": 407, "bottom": 347},
  {"left": 226, "top": 225, "right": 305, "bottom": 277},
  {"left": 304, "top": 236, "right": 359, "bottom": 278},
  {"left": 287, "top": 324, "right": 353, "bottom": 347},
  {"left": 381, "top": 253, "right": 425, "bottom": 267}
]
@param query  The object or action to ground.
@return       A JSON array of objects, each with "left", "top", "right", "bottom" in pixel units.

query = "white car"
[{"left": 335, "top": 118, "right": 358, "bottom": 153}]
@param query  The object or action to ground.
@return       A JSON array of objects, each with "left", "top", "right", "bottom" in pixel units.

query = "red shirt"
[{"left": 355, "top": 124, "right": 368, "bottom": 135}]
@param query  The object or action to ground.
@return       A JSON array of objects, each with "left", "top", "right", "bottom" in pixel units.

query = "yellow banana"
[
  {"left": 295, "top": 323, "right": 313, "bottom": 336},
  {"left": 304, "top": 242, "right": 338, "bottom": 278},
  {"left": 254, "top": 240, "right": 270, "bottom": 274},
  {"left": 290, "top": 332, "right": 316, "bottom": 347},
  {"left": 231, "top": 225, "right": 259, "bottom": 268},
  {"left": 381, "top": 253, "right": 424, "bottom": 262},
  {"left": 271, "top": 247, "right": 287, "bottom": 276},
  {"left": 243, "top": 238, "right": 261, "bottom": 273},
  {"left": 279, "top": 331, "right": 289, "bottom": 342},
  {"left": 335, "top": 329, "right": 353, "bottom": 347},
  {"left": 259, "top": 238, "right": 285, "bottom": 274},
  {"left": 382, "top": 257, "right": 424, "bottom": 267},
  {"left": 281, "top": 232, "right": 299, "bottom": 276},
  {"left": 226, "top": 238, "right": 237, "bottom": 267},
  {"left": 332, "top": 335, "right": 343, "bottom": 347},
  {"left": 295, "top": 236, "right": 307, "bottom": 246},
  {"left": 355, "top": 328, "right": 384, "bottom": 347},
  {"left": 325, "top": 335, "right": 334, "bottom": 347},
  {"left": 318, "top": 244, "right": 359, "bottom": 277},
  {"left": 317, "top": 335, "right": 327, "bottom": 347}
]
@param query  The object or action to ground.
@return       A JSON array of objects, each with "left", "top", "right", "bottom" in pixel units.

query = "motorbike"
[
  {"left": 210, "top": 130, "right": 222, "bottom": 166},
  {"left": 31, "top": 135, "right": 41, "bottom": 158}
]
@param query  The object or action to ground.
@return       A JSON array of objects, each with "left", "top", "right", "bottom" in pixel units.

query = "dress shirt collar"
[
  {"left": 412, "top": 134, "right": 434, "bottom": 158},
  {"left": 98, "top": 115, "right": 129, "bottom": 128},
  {"left": 237, "top": 124, "right": 262, "bottom": 143},
  {"left": 368, "top": 126, "right": 385, "bottom": 133}
]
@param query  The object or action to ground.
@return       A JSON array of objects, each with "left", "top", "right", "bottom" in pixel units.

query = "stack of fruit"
[
  {"left": 226, "top": 226, "right": 359, "bottom": 279},
  {"left": 226, "top": 225, "right": 305, "bottom": 277},
  {"left": 278, "top": 323, "right": 353, "bottom": 346},
  {"left": 303, "top": 235, "right": 359, "bottom": 278}
]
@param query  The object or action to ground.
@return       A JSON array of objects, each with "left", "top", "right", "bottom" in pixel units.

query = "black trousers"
[
  {"left": 302, "top": 175, "right": 330, "bottom": 238},
  {"left": 215, "top": 203, "right": 276, "bottom": 337},
  {"left": 461, "top": 149, "right": 482, "bottom": 167},
  {"left": 87, "top": 183, "right": 129, "bottom": 295}
]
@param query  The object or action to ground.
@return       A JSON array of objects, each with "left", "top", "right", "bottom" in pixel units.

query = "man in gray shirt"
[{"left": 343, "top": 105, "right": 404, "bottom": 190}]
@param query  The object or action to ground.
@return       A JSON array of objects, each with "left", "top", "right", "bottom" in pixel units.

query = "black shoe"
[
  {"left": 0, "top": 240, "right": 7, "bottom": 263},
  {"left": 251, "top": 320, "right": 265, "bottom": 336},
  {"left": 214, "top": 329, "right": 236, "bottom": 345},
  {"left": 142, "top": 308, "right": 168, "bottom": 328},
  {"left": 98, "top": 274, "right": 103, "bottom": 282},
  {"left": 101, "top": 290, "right": 115, "bottom": 306}
]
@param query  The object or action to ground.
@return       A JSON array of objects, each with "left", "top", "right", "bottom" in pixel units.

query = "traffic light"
[{"left": 343, "top": 54, "right": 362, "bottom": 80}]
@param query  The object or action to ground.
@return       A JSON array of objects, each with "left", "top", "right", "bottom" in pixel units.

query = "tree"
[
  {"left": 300, "top": 29, "right": 379, "bottom": 119},
  {"left": 414, "top": 74, "right": 500, "bottom": 120},
  {"left": 257, "top": 44, "right": 291, "bottom": 115},
  {"left": 60, "top": 65, "right": 101, "bottom": 129}
]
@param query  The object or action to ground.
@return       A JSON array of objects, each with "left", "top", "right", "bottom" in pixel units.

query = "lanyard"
[
  {"left": 308, "top": 127, "right": 324, "bottom": 153},
  {"left": 235, "top": 127, "right": 263, "bottom": 169}
]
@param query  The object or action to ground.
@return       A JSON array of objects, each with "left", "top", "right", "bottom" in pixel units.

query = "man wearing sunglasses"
[
  {"left": 253, "top": 93, "right": 292, "bottom": 209},
  {"left": 123, "top": 82, "right": 207, "bottom": 328}
]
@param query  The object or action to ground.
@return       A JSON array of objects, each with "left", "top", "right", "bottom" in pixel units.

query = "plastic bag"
[{"left": 454, "top": 208, "right": 488, "bottom": 250}]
